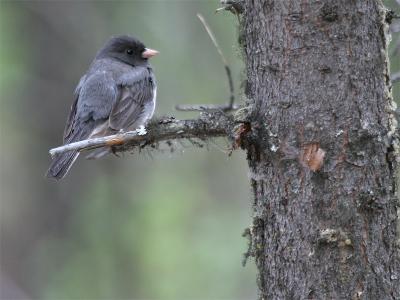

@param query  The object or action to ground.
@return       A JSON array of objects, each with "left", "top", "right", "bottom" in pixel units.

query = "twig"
[
  {"left": 175, "top": 103, "right": 239, "bottom": 112},
  {"left": 49, "top": 113, "right": 233, "bottom": 157},
  {"left": 216, "top": 0, "right": 244, "bottom": 15},
  {"left": 176, "top": 13, "right": 236, "bottom": 112},
  {"left": 198, "top": 13, "right": 228, "bottom": 66}
]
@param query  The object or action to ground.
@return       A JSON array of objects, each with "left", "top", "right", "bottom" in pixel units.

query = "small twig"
[
  {"left": 198, "top": 13, "right": 228, "bottom": 66},
  {"left": 216, "top": 0, "right": 244, "bottom": 16},
  {"left": 175, "top": 103, "right": 239, "bottom": 112},
  {"left": 197, "top": 13, "right": 234, "bottom": 108},
  {"left": 49, "top": 114, "right": 233, "bottom": 157},
  {"left": 176, "top": 13, "right": 236, "bottom": 112}
]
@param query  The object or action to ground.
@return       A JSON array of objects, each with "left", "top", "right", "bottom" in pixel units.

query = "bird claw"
[{"left": 135, "top": 125, "right": 147, "bottom": 136}]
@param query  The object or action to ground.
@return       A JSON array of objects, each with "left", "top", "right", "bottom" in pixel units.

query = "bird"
[{"left": 46, "top": 35, "right": 159, "bottom": 180}]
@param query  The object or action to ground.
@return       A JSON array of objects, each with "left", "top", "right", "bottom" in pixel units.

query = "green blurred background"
[
  {"left": 0, "top": 1, "right": 398, "bottom": 299},
  {"left": 0, "top": 1, "right": 255, "bottom": 299}
]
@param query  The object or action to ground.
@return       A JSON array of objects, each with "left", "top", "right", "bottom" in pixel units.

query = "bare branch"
[
  {"left": 49, "top": 113, "right": 234, "bottom": 157},
  {"left": 176, "top": 13, "right": 236, "bottom": 112},
  {"left": 197, "top": 13, "right": 228, "bottom": 66},
  {"left": 175, "top": 103, "right": 239, "bottom": 112},
  {"left": 216, "top": 0, "right": 244, "bottom": 15}
]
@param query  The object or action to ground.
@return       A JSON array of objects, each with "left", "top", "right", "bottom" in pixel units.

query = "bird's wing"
[
  {"left": 63, "top": 71, "right": 119, "bottom": 143},
  {"left": 109, "top": 67, "right": 155, "bottom": 131},
  {"left": 63, "top": 75, "right": 86, "bottom": 143}
]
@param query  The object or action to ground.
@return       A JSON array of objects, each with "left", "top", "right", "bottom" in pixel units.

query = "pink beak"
[{"left": 142, "top": 48, "right": 159, "bottom": 58}]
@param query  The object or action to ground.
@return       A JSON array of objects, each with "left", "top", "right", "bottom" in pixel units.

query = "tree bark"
[{"left": 241, "top": 0, "right": 400, "bottom": 299}]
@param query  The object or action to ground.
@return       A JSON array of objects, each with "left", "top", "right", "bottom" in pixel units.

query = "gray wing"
[
  {"left": 109, "top": 67, "right": 155, "bottom": 131},
  {"left": 77, "top": 72, "right": 118, "bottom": 122},
  {"left": 63, "top": 75, "right": 85, "bottom": 143},
  {"left": 63, "top": 71, "right": 119, "bottom": 143}
]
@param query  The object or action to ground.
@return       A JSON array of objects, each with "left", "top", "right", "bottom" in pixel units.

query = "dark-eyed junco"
[{"left": 46, "top": 35, "right": 158, "bottom": 180}]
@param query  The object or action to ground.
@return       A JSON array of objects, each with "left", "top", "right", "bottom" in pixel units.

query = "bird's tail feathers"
[
  {"left": 46, "top": 151, "right": 79, "bottom": 180},
  {"left": 46, "top": 120, "right": 96, "bottom": 180},
  {"left": 85, "top": 147, "right": 111, "bottom": 160}
]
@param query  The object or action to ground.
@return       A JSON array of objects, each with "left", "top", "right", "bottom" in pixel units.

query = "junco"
[{"left": 46, "top": 35, "right": 158, "bottom": 180}]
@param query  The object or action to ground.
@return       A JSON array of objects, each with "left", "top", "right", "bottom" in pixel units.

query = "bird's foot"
[{"left": 135, "top": 125, "right": 147, "bottom": 136}]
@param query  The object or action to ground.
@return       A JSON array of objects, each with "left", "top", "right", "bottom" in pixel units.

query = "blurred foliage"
[
  {"left": 0, "top": 1, "right": 255, "bottom": 299},
  {"left": 0, "top": 1, "right": 398, "bottom": 300}
]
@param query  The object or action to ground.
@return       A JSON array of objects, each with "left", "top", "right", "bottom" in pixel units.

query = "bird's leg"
[{"left": 135, "top": 125, "right": 147, "bottom": 136}]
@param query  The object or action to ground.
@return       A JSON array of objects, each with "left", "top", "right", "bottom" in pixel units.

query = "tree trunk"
[{"left": 241, "top": 0, "right": 400, "bottom": 298}]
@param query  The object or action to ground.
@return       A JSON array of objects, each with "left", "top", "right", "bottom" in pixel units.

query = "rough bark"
[{"left": 241, "top": 0, "right": 400, "bottom": 299}]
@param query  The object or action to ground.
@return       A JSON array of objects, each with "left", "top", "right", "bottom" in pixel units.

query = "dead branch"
[
  {"left": 176, "top": 13, "right": 236, "bottom": 112},
  {"left": 175, "top": 103, "right": 240, "bottom": 112},
  {"left": 216, "top": 0, "right": 244, "bottom": 15},
  {"left": 49, "top": 112, "right": 234, "bottom": 157}
]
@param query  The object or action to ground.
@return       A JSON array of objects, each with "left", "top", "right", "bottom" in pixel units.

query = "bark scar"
[
  {"left": 299, "top": 142, "right": 326, "bottom": 171},
  {"left": 233, "top": 122, "right": 251, "bottom": 149}
]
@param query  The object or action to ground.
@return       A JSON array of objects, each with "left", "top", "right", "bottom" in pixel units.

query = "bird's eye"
[{"left": 126, "top": 49, "right": 133, "bottom": 55}]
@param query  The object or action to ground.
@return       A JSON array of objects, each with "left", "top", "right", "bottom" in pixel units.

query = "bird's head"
[{"left": 96, "top": 35, "right": 159, "bottom": 67}]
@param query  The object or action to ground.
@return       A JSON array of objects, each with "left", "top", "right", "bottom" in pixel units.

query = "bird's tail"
[{"left": 46, "top": 151, "right": 79, "bottom": 180}]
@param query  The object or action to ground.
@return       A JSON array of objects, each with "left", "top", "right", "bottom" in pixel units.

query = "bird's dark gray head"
[{"left": 96, "top": 35, "right": 158, "bottom": 67}]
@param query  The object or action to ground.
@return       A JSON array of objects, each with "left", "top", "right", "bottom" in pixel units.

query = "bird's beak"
[{"left": 142, "top": 48, "right": 159, "bottom": 58}]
